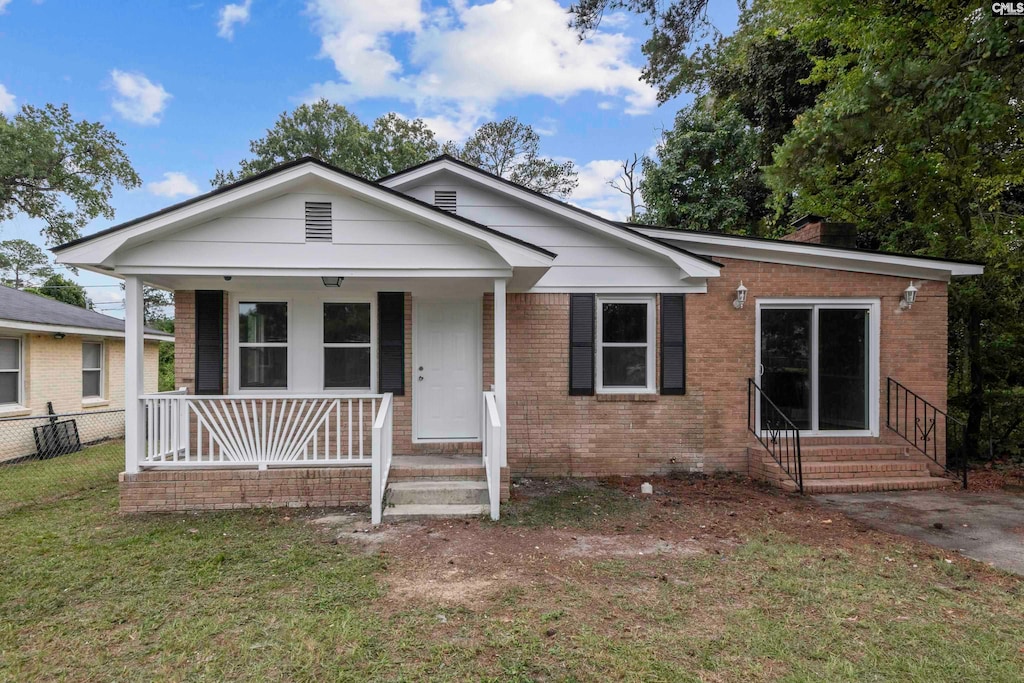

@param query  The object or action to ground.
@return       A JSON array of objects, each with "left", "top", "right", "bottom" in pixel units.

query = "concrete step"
[
  {"left": 803, "top": 476, "right": 957, "bottom": 494},
  {"left": 800, "top": 459, "right": 930, "bottom": 480},
  {"left": 382, "top": 503, "right": 490, "bottom": 520},
  {"left": 388, "top": 480, "right": 489, "bottom": 506}
]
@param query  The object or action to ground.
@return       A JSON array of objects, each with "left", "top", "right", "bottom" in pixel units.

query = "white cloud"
[
  {"left": 110, "top": 70, "right": 171, "bottom": 125},
  {"left": 570, "top": 158, "right": 641, "bottom": 221},
  {"left": 0, "top": 0, "right": 11, "bottom": 14},
  {"left": 0, "top": 84, "right": 15, "bottom": 115},
  {"left": 305, "top": 0, "right": 657, "bottom": 138},
  {"left": 217, "top": 0, "right": 252, "bottom": 40},
  {"left": 147, "top": 172, "right": 200, "bottom": 198}
]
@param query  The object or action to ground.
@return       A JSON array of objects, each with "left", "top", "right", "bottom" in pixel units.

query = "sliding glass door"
[{"left": 759, "top": 302, "right": 875, "bottom": 434}]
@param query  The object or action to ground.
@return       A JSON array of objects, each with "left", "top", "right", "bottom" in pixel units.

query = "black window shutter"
[
  {"left": 378, "top": 292, "right": 405, "bottom": 395},
  {"left": 660, "top": 294, "right": 686, "bottom": 395},
  {"left": 568, "top": 294, "right": 595, "bottom": 396},
  {"left": 194, "top": 290, "right": 224, "bottom": 395}
]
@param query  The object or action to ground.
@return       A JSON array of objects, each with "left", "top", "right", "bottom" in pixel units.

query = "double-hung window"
[
  {"left": 596, "top": 297, "right": 655, "bottom": 393},
  {"left": 323, "top": 302, "right": 373, "bottom": 390},
  {"left": 238, "top": 302, "right": 288, "bottom": 388},
  {"left": 0, "top": 337, "right": 21, "bottom": 405},
  {"left": 82, "top": 341, "right": 104, "bottom": 398}
]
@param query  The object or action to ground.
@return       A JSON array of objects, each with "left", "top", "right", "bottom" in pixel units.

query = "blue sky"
[{"left": 0, "top": 0, "right": 739, "bottom": 314}]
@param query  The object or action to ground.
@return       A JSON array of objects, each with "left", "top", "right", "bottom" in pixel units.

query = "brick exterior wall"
[{"left": 157, "top": 261, "right": 948, "bottom": 508}]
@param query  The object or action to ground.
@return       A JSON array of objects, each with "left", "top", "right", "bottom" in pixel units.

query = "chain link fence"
[{"left": 0, "top": 406, "right": 125, "bottom": 514}]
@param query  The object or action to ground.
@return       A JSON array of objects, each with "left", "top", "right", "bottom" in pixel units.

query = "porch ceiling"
[{"left": 140, "top": 274, "right": 533, "bottom": 297}]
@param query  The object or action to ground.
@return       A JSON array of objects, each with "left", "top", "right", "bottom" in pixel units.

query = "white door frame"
[
  {"left": 754, "top": 298, "right": 880, "bottom": 437},
  {"left": 412, "top": 297, "right": 483, "bottom": 442}
]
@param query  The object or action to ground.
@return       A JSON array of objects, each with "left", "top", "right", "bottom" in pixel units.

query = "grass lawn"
[{"left": 1, "top": 446, "right": 1022, "bottom": 681}]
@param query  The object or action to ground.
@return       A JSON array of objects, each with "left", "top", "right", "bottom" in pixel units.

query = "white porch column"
[
  {"left": 124, "top": 275, "right": 145, "bottom": 474},
  {"left": 493, "top": 278, "right": 507, "bottom": 467}
]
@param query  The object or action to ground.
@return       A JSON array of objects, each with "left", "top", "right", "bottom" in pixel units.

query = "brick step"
[
  {"left": 800, "top": 459, "right": 930, "bottom": 480},
  {"left": 388, "top": 480, "right": 489, "bottom": 506},
  {"left": 388, "top": 454, "right": 486, "bottom": 483},
  {"left": 802, "top": 475, "right": 956, "bottom": 494},
  {"left": 795, "top": 445, "right": 912, "bottom": 462}
]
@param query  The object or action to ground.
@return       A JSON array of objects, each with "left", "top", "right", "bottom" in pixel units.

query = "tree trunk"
[{"left": 964, "top": 289, "right": 984, "bottom": 461}]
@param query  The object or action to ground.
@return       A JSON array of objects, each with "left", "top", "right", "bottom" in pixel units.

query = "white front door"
[{"left": 414, "top": 299, "right": 482, "bottom": 441}]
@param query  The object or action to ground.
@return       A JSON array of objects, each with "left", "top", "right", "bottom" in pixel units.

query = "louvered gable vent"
[
  {"left": 434, "top": 190, "right": 457, "bottom": 213},
  {"left": 304, "top": 201, "right": 332, "bottom": 242}
]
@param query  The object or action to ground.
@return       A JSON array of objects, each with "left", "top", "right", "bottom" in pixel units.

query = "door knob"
[{"left": 418, "top": 376, "right": 424, "bottom": 381}]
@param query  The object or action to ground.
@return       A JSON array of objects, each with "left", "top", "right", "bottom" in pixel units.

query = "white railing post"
[
  {"left": 124, "top": 275, "right": 145, "bottom": 474},
  {"left": 370, "top": 393, "right": 393, "bottom": 525}
]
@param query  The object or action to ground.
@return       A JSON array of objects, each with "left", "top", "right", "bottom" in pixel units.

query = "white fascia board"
[
  {"left": 0, "top": 319, "right": 173, "bottom": 342},
  {"left": 115, "top": 266, "right": 514, "bottom": 278},
  {"left": 55, "top": 163, "right": 554, "bottom": 270},
  {"left": 637, "top": 227, "right": 985, "bottom": 281},
  {"left": 381, "top": 160, "right": 721, "bottom": 280},
  {"left": 528, "top": 284, "right": 708, "bottom": 294}
]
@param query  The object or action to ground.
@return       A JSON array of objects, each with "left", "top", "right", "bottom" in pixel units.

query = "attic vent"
[
  {"left": 433, "top": 190, "right": 457, "bottom": 213},
  {"left": 305, "top": 201, "right": 332, "bottom": 242}
]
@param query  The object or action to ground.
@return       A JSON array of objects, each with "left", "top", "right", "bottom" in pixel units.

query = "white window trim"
[
  {"left": 0, "top": 336, "right": 24, "bottom": 408},
  {"left": 319, "top": 297, "right": 377, "bottom": 393},
  {"left": 595, "top": 295, "right": 657, "bottom": 394},
  {"left": 754, "top": 298, "right": 881, "bottom": 437},
  {"left": 82, "top": 340, "right": 105, "bottom": 399},
  {"left": 229, "top": 296, "right": 293, "bottom": 393}
]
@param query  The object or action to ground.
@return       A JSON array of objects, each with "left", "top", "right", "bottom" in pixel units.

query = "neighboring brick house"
[
  {"left": 0, "top": 285, "right": 169, "bottom": 462},
  {"left": 53, "top": 156, "right": 983, "bottom": 521}
]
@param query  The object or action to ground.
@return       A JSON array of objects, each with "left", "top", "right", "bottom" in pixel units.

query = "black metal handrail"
[
  {"left": 748, "top": 379, "right": 803, "bottom": 493},
  {"left": 886, "top": 377, "right": 967, "bottom": 488}
]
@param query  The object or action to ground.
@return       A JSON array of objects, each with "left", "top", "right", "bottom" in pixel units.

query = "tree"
[
  {"left": 26, "top": 273, "right": 91, "bottom": 308},
  {"left": 0, "top": 239, "right": 54, "bottom": 289},
  {"left": 761, "top": 2, "right": 1024, "bottom": 458},
  {"left": 212, "top": 100, "right": 439, "bottom": 185},
  {"left": 640, "top": 101, "right": 768, "bottom": 233},
  {"left": 446, "top": 117, "right": 578, "bottom": 198},
  {"left": 0, "top": 103, "right": 141, "bottom": 245},
  {"left": 609, "top": 153, "right": 645, "bottom": 222}
]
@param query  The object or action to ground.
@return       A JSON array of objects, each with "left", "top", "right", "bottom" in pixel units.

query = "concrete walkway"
[{"left": 815, "top": 490, "right": 1024, "bottom": 576}]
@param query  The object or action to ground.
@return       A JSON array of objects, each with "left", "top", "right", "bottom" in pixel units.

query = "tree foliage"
[
  {"left": 641, "top": 102, "right": 767, "bottom": 233},
  {"left": 26, "top": 273, "right": 91, "bottom": 309},
  {"left": 0, "top": 103, "right": 141, "bottom": 245},
  {"left": 212, "top": 100, "right": 439, "bottom": 185},
  {"left": 0, "top": 239, "right": 54, "bottom": 289},
  {"left": 444, "top": 117, "right": 578, "bottom": 198}
]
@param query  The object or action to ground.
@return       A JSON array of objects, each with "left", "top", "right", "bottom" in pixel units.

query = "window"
[
  {"left": 758, "top": 301, "right": 877, "bottom": 434},
  {"left": 596, "top": 297, "right": 655, "bottom": 393},
  {"left": 82, "top": 342, "right": 103, "bottom": 398},
  {"left": 324, "top": 302, "right": 372, "bottom": 390},
  {"left": 238, "top": 302, "right": 288, "bottom": 388},
  {"left": 0, "top": 337, "right": 21, "bottom": 405}
]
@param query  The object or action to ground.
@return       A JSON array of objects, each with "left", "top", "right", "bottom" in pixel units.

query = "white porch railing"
[
  {"left": 482, "top": 391, "right": 502, "bottom": 521},
  {"left": 370, "top": 393, "right": 394, "bottom": 525},
  {"left": 141, "top": 393, "right": 387, "bottom": 467}
]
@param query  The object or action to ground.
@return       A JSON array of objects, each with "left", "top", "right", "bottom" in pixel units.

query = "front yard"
[{"left": 1, "top": 445, "right": 1022, "bottom": 681}]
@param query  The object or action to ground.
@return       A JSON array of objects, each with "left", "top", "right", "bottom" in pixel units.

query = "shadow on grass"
[
  {"left": 0, "top": 441, "right": 123, "bottom": 515},
  {"left": 498, "top": 478, "right": 649, "bottom": 528}
]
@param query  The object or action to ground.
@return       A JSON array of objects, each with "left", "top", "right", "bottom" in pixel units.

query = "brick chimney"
[{"left": 783, "top": 215, "right": 857, "bottom": 248}]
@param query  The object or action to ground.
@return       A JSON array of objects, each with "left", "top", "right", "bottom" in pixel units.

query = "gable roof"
[
  {"left": 378, "top": 154, "right": 723, "bottom": 277},
  {"left": 53, "top": 157, "right": 555, "bottom": 263},
  {"left": 0, "top": 286, "right": 172, "bottom": 339},
  {"left": 632, "top": 225, "right": 984, "bottom": 280}
]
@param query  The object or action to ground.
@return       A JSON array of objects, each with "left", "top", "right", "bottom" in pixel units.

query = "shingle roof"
[{"left": 0, "top": 285, "right": 170, "bottom": 337}]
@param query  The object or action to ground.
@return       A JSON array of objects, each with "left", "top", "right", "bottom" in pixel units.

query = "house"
[
  {"left": 53, "top": 155, "right": 983, "bottom": 521},
  {"left": 0, "top": 285, "right": 171, "bottom": 462}
]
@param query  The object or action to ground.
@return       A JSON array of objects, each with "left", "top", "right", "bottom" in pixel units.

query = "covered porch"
[{"left": 125, "top": 274, "right": 513, "bottom": 522}]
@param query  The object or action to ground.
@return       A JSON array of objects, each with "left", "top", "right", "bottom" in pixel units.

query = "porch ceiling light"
[
  {"left": 900, "top": 281, "right": 918, "bottom": 310},
  {"left": 733, "top": 281, "right": 748, "bottom": 309},
  {"left": 321, "top": 276, "right": 344, "bottom": 288}
]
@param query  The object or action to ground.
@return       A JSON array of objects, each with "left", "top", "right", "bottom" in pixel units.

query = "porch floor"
[{"left": 391, "top": 454, "right": 481, "bottom": 469}]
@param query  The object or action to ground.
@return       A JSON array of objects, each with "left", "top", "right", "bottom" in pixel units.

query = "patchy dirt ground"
[{"left": 312, "top": 474, "right": 1014, "bottom": 609}]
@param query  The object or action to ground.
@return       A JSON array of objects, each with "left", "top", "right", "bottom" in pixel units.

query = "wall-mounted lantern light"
[
  {"left": 321, "top": 276, "right": 344, "bottom": 288},
  {"left": 899, "top": 281, "right": 918, "bottom": 310},
  {"left": 732, "top": 281, "right": 748, "bottom": 309},
  {"left": 53, "top": 333, "right": 66, "bottom": 340}
]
